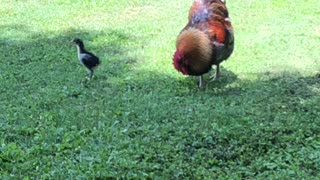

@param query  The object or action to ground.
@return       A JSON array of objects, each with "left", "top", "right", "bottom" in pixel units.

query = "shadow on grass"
[
  {"left": 0, "top": 25, "right": 140, "bottom": 127},
  {"left": 0, "top": 24, "right": 238, "bottom": 97},
  {"left": 1, "top": 24, "right": 320, "bottom": 179},
  {"left": 2, "top": 25, "right": 319, "bottom": 133},
  {"left": 0, "top": 25, "right": 139, "bottom": 85}
]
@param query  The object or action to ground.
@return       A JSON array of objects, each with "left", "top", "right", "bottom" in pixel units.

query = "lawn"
[{"left": 0, "top": 0, "right": 320, "bottom": 178}]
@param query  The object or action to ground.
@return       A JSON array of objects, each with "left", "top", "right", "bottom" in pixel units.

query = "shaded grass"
[{"left": 0, "top": 0, "right": 320, "bottom": 179}]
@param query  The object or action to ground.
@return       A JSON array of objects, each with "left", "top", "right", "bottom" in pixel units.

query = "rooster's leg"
[
  {"left": 209, "top": 64, "right": 220, "bottom": 80},
  {"left": 215, "top": 64, "right": 220, "bottom": 79},
  {"left": 198, "top": 75, "right": 204, "bottom": 88}
]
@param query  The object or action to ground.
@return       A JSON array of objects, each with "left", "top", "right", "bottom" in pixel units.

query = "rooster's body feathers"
[{"left": 173, "top": 0, "right": 234, "bottom": 87}]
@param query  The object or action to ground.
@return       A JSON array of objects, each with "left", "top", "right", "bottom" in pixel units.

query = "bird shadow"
[
  {"left": 206, "top": 66, "right": 238, "bottom": 88},
  {"left": 170, "top": 66, "right": 238, "bottom": 95}
]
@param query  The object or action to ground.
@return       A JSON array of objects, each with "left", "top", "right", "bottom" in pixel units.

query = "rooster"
[{"left": 173, "top": 0, "right": 234, "bottom": 88}]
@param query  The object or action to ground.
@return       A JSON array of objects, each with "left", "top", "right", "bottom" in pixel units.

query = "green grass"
[{"left": 1, "top": 0, "right": 320, "bottom": 178}]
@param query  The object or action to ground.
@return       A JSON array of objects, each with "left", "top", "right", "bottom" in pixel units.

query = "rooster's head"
[{"left": 173, "top": 50, "right": 190, "bottom": 75}]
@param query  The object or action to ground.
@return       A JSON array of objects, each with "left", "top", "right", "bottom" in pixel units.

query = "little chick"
[{"left": 71, "top": 38, "right": 100, "bottom": 78}]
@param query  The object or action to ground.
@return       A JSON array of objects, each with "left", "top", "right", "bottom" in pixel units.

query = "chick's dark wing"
[{"left": 80, "top": 53, "right": 100, "bottom": 69}]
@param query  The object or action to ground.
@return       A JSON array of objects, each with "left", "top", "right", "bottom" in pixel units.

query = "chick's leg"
[{"left": 87, "top": 69, "right": 93, "bottom": 79}]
